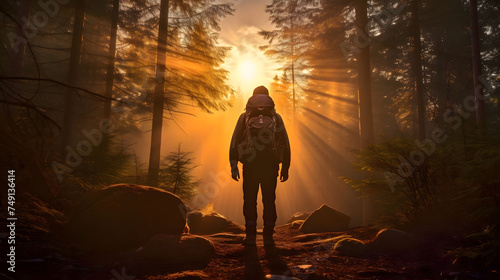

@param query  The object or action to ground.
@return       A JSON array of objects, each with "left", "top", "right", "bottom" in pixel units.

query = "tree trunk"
[
  {"left": 103, "top": 0, "right": 120, "bottom": 120},
  {"left": 356, "top": 0, "right": 374, "bottom": 149},
  {"left": 62, "top": 0, "right": 86, "bottom": 149},
  {"left": 469, "top": 0, "right": 486, "bottom": 136},
  {"left": 411, "top": 0, "right": 426, "bottom": 140},
  {"left": 356, "top": 0, "right": 375, "bottom": 226},
  {"left": 147, "top": 0, "right": 169, "bottom": 186}
]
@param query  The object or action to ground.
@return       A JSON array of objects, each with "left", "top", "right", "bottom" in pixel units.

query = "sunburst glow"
[{"left": 239, "top": 60, "right": 257, "bottom": 83}]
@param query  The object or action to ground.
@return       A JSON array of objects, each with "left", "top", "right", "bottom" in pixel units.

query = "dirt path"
[{"left": 142, "top": 226, "right": 453, "bottom": 280}]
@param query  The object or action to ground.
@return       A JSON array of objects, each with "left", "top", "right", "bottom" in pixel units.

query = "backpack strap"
[{"left": 243, "top": 111, "right": 251, "bottom": 149}]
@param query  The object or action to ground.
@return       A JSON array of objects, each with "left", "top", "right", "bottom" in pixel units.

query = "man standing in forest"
[{"left": 230, "top": 85, "right": 291, "bottom": 246}]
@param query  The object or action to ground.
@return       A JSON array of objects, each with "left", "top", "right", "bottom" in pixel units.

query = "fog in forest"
[
  {"left": 2, "top": 0, "right": 500, "bottom": 277},
  {"left": 102, "top": 0, "right": 365, "bottom": 226},
  {"left": 127, "top": 89, "right": 363, "bottom": 227}
]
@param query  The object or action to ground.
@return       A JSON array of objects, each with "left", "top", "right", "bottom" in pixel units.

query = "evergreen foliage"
[{"left": 158, "top": 144, "right": 200, "bottom": 201}]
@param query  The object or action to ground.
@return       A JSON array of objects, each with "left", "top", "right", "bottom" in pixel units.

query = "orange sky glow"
[{"left": 130, "top": 0, "right": 363, "bottom": 227}]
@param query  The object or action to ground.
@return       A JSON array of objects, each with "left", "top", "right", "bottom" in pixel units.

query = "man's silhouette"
[{"left": 230, "top": 85, "right": 291, "bottom": 246}]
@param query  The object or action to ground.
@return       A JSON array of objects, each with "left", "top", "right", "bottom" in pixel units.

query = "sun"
[
  {"left": 239, "top": 60, "right": 257, "bottom": 83},
  {"left": 225, "top": 54, "right": 275, "bottom": 95}
]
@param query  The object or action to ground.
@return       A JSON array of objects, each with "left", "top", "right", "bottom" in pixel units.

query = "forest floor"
[
  {"left": 170, "top": 226, "right": 458, "bottom": 280},
  {"left": 8, "top": 225, "right": 496, "bottom": 280}
]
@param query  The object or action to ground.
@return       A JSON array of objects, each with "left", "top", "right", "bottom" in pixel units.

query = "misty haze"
[{"left": 1, "top": 0, "right": 499, "bottom": 279}]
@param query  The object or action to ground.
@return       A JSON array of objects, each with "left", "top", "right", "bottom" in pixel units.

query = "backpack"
[{"left": 237, "top": 95, "right": 280, "bottom": 164}]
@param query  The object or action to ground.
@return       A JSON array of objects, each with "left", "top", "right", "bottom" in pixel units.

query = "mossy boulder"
[
  {"left": 299, "top": 204, "right": 350, "bottom": 233},
  {"left": 334, "top": 238, "right": 367, "bottom": 257},
  {"left": 187, "top": 210, "right": 243, "bottom": 234},
  {"left": 142, "top": 234, "right": 215, "bottom": 264},
  {"left": 286, "top": 212, "right": 311, "bottom": 224},
  {"left": 67, "top": 184, "right": 186, "bottom": 252}
]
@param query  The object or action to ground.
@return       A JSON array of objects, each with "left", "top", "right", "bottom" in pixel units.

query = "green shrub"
[{"left": 342, "top": 137, "right": 458, "bottom": 227}]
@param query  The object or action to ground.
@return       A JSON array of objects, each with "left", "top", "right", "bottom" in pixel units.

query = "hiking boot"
[{"left": 242, "top": 235, "right": 256, "bottom": 246}]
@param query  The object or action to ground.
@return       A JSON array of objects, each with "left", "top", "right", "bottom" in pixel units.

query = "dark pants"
[{"left": 242, "top": 162, "right": 278, "bottom": 236}]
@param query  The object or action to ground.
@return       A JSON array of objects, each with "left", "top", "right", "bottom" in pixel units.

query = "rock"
[
  {"left": 187, "top": 210, "right": 243, "bottom": 234},
  {"left": 299, "top": 204, "right": 350, "bottom": 233},
  {"left": 67, "top": 184, "right": 186, "bottom": 252},
  {"left": 370, "top": 228, "right": 417, "bottom": 253},
  {"left": 208, "top": 233, "right": 242, "bottom": 239},
  {"left": 207, "top": 233, "right": 245, "bottom": 244},
  {"left": 142, "top": 234, "right": 214, "bottom": 264},
  {"left": 334, "top": 238, "right": 367, "bottom": 257},
  {"left": 286, "top": 212, "right": 311, "bottom": 224},
  {"left": 290, "top": 220, "right": 304, "bottom": 229},
  {"left": 188, "top": 211, "right": 228, "bottom": 234}
]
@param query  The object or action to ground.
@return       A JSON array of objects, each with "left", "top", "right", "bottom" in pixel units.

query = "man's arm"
[
  {"left": 229, "top": 113, "right": 246, "bottom": 180},
  {"left": 276, "top": 114, "right": 291, "bottom": 181}
]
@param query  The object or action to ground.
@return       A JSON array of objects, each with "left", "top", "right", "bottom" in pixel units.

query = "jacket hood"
[{"left": 246, "top": 94, "right": 275, "bottom": 110}]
